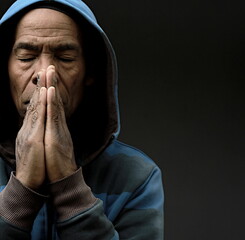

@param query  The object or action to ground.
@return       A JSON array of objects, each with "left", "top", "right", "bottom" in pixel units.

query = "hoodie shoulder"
[
  {"left": 105, "top": 140, "right": 157, "bottom": 166},
  {"left": 84, "top": 140, "right": 162, "bottom": 195}
]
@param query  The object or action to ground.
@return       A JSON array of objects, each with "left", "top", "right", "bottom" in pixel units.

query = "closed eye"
[
  {"left": 18, "top": 57, "right": 36, "bottom": 62},
  {"left": 57, "top": 57, "right": 75, "bottom": 62}
]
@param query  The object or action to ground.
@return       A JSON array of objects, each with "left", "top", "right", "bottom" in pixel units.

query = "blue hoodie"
[{"left": 0, "top": 0, "right": 164, "bottom": 239}]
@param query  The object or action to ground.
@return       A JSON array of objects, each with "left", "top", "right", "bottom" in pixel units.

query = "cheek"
[
  {"left": 8, "top": 57, "right": 20, "bottom": 102},
  {"left": 8, "top": 55, "right": 35, "bottom": 112},
  {"left": 68, "top": 64, "right": 86, "bottom": 97},
  {"left": 70, "top": 76, "right": 85, "bottom": 104},
  {"left": 56, "top": 61, "right": 83, "bottom": 106}
]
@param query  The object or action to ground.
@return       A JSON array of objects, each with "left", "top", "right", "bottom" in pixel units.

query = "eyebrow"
[
  {"left": 14, "top": 42, "right": 81, "bottom": 53},
  {"left": 14, "top": 42, "right": 39, "bottom": 52},
  {"left": 51, "top": 44, "right": 80, "bottom": 52}
]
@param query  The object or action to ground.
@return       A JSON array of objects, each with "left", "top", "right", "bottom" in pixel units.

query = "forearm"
[
  {"left": 57, "top": 200, "right": 118, "bottom": 240},
  {"left": 49, "top": 167, "right": 163, "bottom": 240},
  {"left": 49, "top": 167, "right": 117, "bottom": 239}
]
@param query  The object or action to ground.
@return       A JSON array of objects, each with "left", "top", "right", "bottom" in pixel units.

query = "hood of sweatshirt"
[{"left": 0, "top": 0, "right": 120, "bottom": 166}]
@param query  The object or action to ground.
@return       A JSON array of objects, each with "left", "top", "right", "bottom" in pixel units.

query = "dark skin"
[
  {"left": 15, "top": 66, "right": 77, "bottom": 189},
  {"left": 8, "top": 9, "right": 91, "bottom": 189}
]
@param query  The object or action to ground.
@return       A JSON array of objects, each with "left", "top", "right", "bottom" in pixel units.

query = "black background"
[{"left": 1, "top": 1, "right": 245, "bottom": 239}]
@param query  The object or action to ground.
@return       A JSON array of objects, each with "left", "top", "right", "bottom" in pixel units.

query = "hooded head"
[{"left": 0, "top": 0, "right": 120, "bottom": 166}]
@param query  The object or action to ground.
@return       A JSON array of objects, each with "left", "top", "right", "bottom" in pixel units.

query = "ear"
[{"left": 85, "top": 77, "right": 94, "bottom": 86}]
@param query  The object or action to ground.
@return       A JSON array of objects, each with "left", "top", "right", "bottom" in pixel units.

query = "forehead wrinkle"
[
  {"left": 51, "top": 43, "right": 80, "bottom": 52},
  {"left": 14, "top": 41, "right": 81, "bottom": 56},
  {"left": 16, "top": 13, "right": 78, "bottom": 37},
  {"left": 15, "top": 26, "right": 81, "bottom": 46},
  {"left": 14, "top": 9, "right": 83, "bottom": 45}
]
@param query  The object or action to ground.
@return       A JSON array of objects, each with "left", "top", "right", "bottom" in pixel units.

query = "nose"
[
  {"left": 32, "top": 77, "right": 38, "bottom": 85},
  {"left": 32, "top": 72, "right": 45, "bottom": 86},
  {"left": 32, "top": 54, "right": 55, "bottom": 85},
  {"left": 38, "top": 54, "right": 55, "bottom": 70}
]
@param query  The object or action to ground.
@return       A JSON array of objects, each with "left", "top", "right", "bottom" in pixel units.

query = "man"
[{"left": 0, "top": 0, "right": 164, "bottom": 239}]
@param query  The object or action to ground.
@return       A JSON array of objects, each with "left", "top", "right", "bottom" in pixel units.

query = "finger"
[
  {"left": 46, "top": 86, "right": 71, "bottom": 150},
  {"left": 25, "top": 70, "right": 46, "bottom": 115},
  {"left": 46, "top": 65, "right": 56, "bottom": 88},
  {"left": 46, "top": 65, "right": 66, "bottom": 125},
  {"left": 46, "top": 65, "right": 63, "bottom": 104},
  {"left": 46, "top": 66, "right": 59, "bottom": 127},
  {"left": 38, "top": 87, "right": 47, "bottom": 127},
  {"left": 23, "top": 82, "right": 47, "bottom": 134},
  {"left": 46, "top": 86, "right": 66, "bottom": 130},
  {"left": 46, "top": 86, "right": 59, "bottom": 131},
  {"left": 24, "top": 89, "right": 47, "bottom": 136}
]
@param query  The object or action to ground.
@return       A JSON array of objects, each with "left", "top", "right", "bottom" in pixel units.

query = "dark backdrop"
[{"left": 1, "top": 1, "right": 245, "bottom": 240}]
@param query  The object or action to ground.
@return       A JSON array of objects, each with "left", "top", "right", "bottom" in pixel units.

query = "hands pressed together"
[{"left": 15, "top": 65, "right": 78, "bottom": 189}]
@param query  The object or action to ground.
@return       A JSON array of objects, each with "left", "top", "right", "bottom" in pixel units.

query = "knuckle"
[
  {"left": 27, "top": 100, "right": 41, "bottom": 113},
  {"left": 27, "top": 102, "right": 34, "bottom": 112},
  {"left": 25, "top": 138, "right": 34, "bottom": 148},
  {"left": 27, "top": 102, "right": 42, "bottom": 127},
  {"left": 52, "top": 114, "right": 59, "bottom": 123},
  {"left": 32, "top": 111, "right": 38, "bottom": 123}
]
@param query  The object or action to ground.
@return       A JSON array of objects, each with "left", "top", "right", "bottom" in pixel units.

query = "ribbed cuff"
[
  {"left": 49, "top": 167, "right": 97, "bottom": 222},
  {"left": 0, "top": 172, "right": 47, "bottom": 230}
]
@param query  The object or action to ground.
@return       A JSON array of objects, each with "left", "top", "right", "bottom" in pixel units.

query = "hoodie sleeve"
[
  {"left": 49, "top": 166, "right": 164, "bottom": 240},
  {"left": 0, "top": 172, "right": 48, "bottom": 240},
  {"left": 49, "top": 167, "right": 117, "bottom": 239}
]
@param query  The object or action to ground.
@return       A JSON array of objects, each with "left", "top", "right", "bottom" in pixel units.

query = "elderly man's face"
[{"left": 8, "top": 8, "right": 88, "bottom": 118}]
